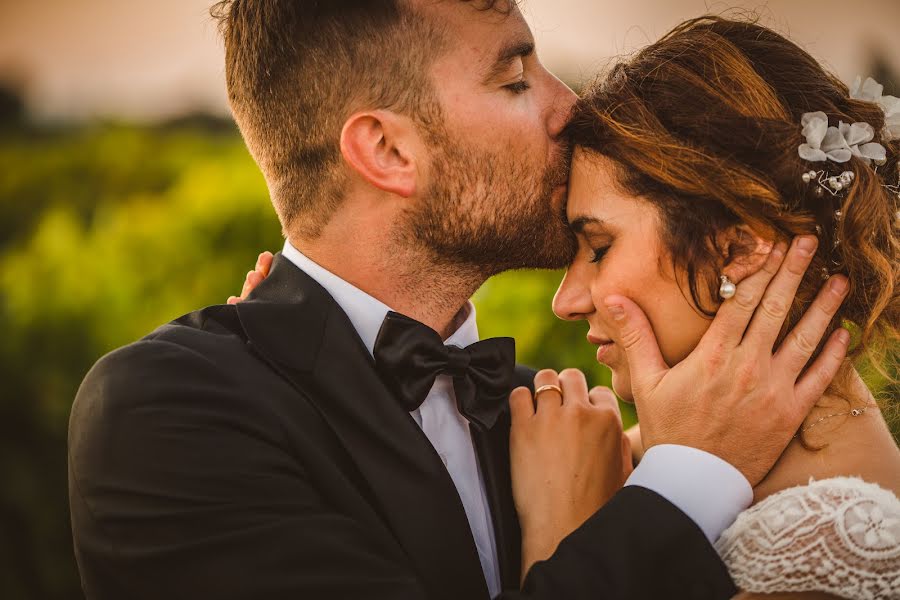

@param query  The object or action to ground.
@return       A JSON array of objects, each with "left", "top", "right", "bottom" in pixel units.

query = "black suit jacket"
[{"left": 68, "top": 253, "right": 736, "bottom": 599}]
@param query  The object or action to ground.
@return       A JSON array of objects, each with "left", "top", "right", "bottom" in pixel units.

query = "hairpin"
[{"left": 850, "top": 76, "right": 900, "bottom": 143}]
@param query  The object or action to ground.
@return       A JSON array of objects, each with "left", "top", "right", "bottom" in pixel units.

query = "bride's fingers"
[
  {"left": 701, "top": 241, "right": 784, "bottom": 350},
  {"left": 241, "top": 270, "right": 265, "bottom": 299},
  {"left": 588, "top": 386, "right": 620, "bottom": 421},
  {"left": 533, "top": 369, "right": 563, "bottom": 413},
  {"left": 510, "top": 386, "right": 535, "bottom": 424},
  {"left": 256, "top": 251, "right": 274, "bottom": 277},
  {"left": 558, "top": 369, "right": 589, "bottom": 406},
  {"left": 621, "top": 433, "right": 634, "bottom": 478}
]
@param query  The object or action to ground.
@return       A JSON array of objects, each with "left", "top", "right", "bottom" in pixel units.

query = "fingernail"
[
  {"left": 837, "top": 328, "right": 850, "bottom": 345},
  {"left": 605, "top": 303, "right": 625, "bottom": 322},
  {"left": 829, "top": 276, "right": 848, "bottom": 294},
  {"left": 796, "top": 236, "right": 818, "bottom": 256},
  {"left": 771, "top": 242, "right": 787, "bottom": 258}
]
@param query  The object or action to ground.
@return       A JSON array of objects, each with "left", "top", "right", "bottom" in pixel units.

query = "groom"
[{"left": 68, "top": 2, "right": 849, "bottom": 599}]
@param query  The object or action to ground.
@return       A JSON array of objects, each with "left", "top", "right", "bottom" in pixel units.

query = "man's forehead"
[{"left": 415, "top": 0, "right": 531, "bottom": 48}]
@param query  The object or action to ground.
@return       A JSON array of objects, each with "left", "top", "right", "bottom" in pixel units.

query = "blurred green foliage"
[
  {"left": 0, "top": 120, "right": 627, "bottom": 599},
  {"left": 0, "top": 119, "right": 894, "bottom": 599}
]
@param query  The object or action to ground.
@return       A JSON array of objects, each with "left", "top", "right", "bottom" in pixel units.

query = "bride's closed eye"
[{"left": 590, "top": 246, "right": 610, "bottom": 264}]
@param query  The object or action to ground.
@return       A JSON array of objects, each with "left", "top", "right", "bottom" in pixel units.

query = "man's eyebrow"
[
  {"left": 482, "top": 40, "right": 535, "bottom": 83},
  {"left": 568, "top": 215, "right": 601, "bottom": 234}
]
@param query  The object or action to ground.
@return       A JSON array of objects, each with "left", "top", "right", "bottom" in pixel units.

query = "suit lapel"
[
  {"left": 471, "top": 415, "right": 519, "bottom": 591},
  {"left": 236, "top": 254, "right": 490, "bottom": 600},
  {"left": 470, "top": 366, "right": 534, "bottom": 591}
]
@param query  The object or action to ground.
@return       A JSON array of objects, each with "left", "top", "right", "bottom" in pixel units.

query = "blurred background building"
[{"left": 0, "top": 1, "right": 897, "bottom": 599}]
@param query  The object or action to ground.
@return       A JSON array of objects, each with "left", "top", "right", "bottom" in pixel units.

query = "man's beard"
[{"left": 402, "top": 131, "right": 577, "bottom": 277}]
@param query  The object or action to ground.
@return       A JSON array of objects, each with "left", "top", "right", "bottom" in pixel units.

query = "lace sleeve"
[{"left": 715, "top": 477, "right": 900, "bottom": 600}]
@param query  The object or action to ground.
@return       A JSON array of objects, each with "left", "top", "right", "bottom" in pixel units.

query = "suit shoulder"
[
  {"left": 73, "top": 336, "right": 236, "bottom": 429},
  {"left": 144, "top": 303, "right": 245, "bottom": 349},
  {"left": 72, "top": 304, "right": 253, "bottom": 426}
]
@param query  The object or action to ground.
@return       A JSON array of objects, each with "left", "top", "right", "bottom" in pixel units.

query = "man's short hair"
[{"left": 212, "top": 1, "right": 460, "bottom": 237}]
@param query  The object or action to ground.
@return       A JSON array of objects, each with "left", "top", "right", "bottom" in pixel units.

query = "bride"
[
  {"left": 237, "top": 16, "right": 899, "bottom": 600},
  {"left": 527, "top": 16, "right": 900, "bottom": 600}
]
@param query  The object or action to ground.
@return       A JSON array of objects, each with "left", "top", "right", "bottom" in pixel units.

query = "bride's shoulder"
[{"left": 715, "top": 476, "right": 900, "bottom": 600}]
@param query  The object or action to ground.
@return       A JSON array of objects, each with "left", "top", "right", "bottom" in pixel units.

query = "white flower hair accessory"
[
  {"left": 850, "top": 76, "right": 900, "bottom": 142},
  {"left": 798, "top": 111, "right": 886, "bottom": 165}
]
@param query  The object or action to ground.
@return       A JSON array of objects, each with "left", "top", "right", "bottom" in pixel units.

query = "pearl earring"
[{"left": 719, "top": 275, "right": 736, "bottom": 300}]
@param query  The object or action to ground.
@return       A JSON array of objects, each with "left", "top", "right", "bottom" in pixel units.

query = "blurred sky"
[{"left": 0, "top": 0, "right": 898, "bottom": 122}]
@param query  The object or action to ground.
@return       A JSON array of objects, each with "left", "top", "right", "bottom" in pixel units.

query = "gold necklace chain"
[{"left": 797, "top": 402, "right": 877, "bottom": 435}]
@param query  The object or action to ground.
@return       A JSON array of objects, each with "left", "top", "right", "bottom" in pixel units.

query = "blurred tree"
[
  {"left": 0, "top": 117, "right": 895, "bottom": 599},
  {"left": 0, "top": 82, "right": 25, "bottom": 128},
  {"left": 0, "top": 119, "right": 625, "bottom": 599},
  {"left": 869, "top": 51, "right": 898, "bottom": 96},
  {"left": 0, "top": 122, "right": 281, "bottom": 599}
]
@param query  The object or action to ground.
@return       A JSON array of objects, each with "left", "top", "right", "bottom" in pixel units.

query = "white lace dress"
[{"left": 716, "top": 477, "right": 900, "bottom": 599}]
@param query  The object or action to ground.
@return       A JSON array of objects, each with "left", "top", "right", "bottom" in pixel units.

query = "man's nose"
[{"left": 545, "top": 73, "right": 578, "bottom": 139}]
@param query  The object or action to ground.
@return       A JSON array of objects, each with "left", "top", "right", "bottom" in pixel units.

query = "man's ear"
[
  {"left": 715, "top": 224, "right": 774, "bottom": 284},
  {"left": 339, "top": 110, "right": 418, "bottom": 198}
]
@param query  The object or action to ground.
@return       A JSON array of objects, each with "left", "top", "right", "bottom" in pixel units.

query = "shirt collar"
[{"left": 280, "top": 240, "right": 479, "bottom": 356}]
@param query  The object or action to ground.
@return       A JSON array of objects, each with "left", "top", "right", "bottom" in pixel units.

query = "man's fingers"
[
  {"left": 533, "top": 369, "right": 563, "bottom": 413},
  {"left": 793, "top": 327, "right": 850, "bottom": 417},
  {"left": 703, "top": 241, "right": 784, "bottom": 349},
  {"left": 227, "top": 295, "right": 241, "bottom": 305},
  {"left": 510, "top": 386, "right": 535, "bottom": 424},
  {"left": 774, "top": 274, "right": 850, "bottom": 377},
  {"left": 558, "top": 369, "right": 589, "bottom": 406},
  {"left": 602, "top": 295, "right": 668, "bottom": 396},
  {"left": 741, "top": 236, "right": 818, "bottom": 350}
]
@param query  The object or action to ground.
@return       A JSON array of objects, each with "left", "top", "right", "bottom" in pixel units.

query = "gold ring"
[{"left": 534, "top": 384, "right": 563, "bottom": 400}]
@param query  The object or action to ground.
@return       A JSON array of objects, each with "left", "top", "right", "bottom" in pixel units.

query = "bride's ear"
[{"left": 715, "top": 224, "right": 774, "bottom": 285}]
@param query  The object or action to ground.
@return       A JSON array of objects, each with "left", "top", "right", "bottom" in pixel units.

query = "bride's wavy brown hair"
[{"left": 565, "top": 16, "right": 899, "bottom": 426}]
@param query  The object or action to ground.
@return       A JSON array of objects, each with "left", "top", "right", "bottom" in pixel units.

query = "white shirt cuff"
[{"left": 625, "top": 444, "right": 753, "bottom": 544}]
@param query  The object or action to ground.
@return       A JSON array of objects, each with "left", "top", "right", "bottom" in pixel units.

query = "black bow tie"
[{"left": 373, "top": 311, "right": 516, "bottom": 431}]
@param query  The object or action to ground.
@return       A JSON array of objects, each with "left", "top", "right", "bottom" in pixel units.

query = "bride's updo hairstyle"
[{"left": 565, "top": 16, "right": 898, "bottom": 412}]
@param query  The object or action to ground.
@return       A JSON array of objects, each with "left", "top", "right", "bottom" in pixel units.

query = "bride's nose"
[{"left": 553, "top": 265, "right": 595, "bottom": 321}]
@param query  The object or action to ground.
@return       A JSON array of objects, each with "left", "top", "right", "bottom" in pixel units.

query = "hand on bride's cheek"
[{"left": 552, "top": 151, "right": 712, "bottom": 402}]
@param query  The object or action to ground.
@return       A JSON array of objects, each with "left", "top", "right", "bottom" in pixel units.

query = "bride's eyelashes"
[{"left": 590, "top": 246, "right": 610, "bottom": 264}]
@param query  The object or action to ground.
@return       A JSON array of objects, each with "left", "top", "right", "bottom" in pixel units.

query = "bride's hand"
[
  {"left": 227, "top": 251, "right": 274, "bottom": 304},
  {"left": 510, "top": 368, "right": 633, "bottom": 581}
]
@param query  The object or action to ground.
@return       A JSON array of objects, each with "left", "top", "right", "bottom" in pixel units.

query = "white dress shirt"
[
  {"left": 280, "top": 239, "right": 753, "bottom": 594},
  {"left": 281, "top": 240, "right": 502, "bottom": 597}
]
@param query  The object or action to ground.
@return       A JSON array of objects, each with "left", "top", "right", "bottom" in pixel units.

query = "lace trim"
[{"left": 715, "top": 476, "right": 900, "bottom": 600}]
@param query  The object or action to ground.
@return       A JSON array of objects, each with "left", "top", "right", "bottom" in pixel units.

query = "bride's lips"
[{"left": 587, "top": 333, "right": 615, "bottom": 363}]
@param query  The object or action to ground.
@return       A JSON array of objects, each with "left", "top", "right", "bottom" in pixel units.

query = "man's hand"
[
  {"left": 603, "top": 236, "right": 851, "bottom": 486},
  {"left": 227, "top": 251, "right": 273, "bottom": 304}
]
